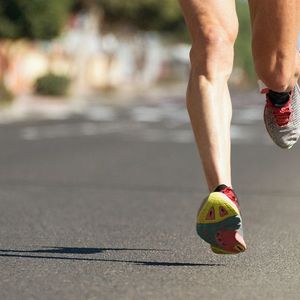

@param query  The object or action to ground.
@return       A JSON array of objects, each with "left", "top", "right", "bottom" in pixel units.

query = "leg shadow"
[
  {"left": 0, "top": 247, "right": 223, "bottom": 267},
  {"left": 0, "top": 246, "right": 168, "bottom": 255}
]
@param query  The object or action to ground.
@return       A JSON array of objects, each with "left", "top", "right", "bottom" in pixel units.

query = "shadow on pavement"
[
  {"left": 0, "top": 247, "right": 168, "bottom": 254},
  {"left": 0, "top": 247, "right": 223, "bottom": 267}
]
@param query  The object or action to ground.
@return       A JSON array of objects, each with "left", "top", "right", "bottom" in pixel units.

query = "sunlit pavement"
[{"left": 0, "top": 90, "right": 300, "bottom": 299}]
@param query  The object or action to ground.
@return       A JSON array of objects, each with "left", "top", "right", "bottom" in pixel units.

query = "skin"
[
  {"left": 179, "top": 0, "right": 300, "bottom": 192},
  {"left": 249, "top": 0, "right": 300, "bottom": 91}
]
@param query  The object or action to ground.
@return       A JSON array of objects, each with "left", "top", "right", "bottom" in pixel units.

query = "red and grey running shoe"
[
  {"left": 262, "top": 83, "right": 300, "bottom": 149},
  {"left": 196, "top": 184, "right": 246, "bottom": 255}
]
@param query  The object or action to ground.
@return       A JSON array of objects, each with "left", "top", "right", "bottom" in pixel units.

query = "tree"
[
  {"left": 235, "top": 1, "right": 255, "bottom": 82},
  {"left": 0, "top": 0, "right": 73, "bottom": 40},
  {"left": 96, "top": 0, "right": 184, "bottom": 32}
]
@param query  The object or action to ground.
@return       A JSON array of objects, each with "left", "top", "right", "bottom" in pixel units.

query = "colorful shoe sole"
[{"left": 196, "top": 192, "right": 246, "bottom": 255}]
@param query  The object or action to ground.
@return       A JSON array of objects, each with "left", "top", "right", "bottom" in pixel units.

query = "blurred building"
[{"left": 0, "top": 11, "right": 190, "bottom": 98}]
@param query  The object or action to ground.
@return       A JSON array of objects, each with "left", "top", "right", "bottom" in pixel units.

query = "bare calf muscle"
[
  {"left": 179, "top": 0, "right": 238, "bottom": 191},
  {"left": 180, "top": 0, "right": 300, "bottom": 254},
  {"left": 179, "top": 0, "right": 246, "bottom": 255}
]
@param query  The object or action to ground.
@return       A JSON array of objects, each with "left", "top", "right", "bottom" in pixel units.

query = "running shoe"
[
  {"left": 263, "top": 83, "right": 300, "bottom": 149},
  {"left": 196, "top": 185, "right": 246, "bottom": 255}
]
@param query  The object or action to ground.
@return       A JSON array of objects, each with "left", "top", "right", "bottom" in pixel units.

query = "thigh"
[
  {"left": 179, "top": 0, "right": 238, "bottom": 44},
  {"left": 249, "top": 0, "right": 300, "bottom": 72}
]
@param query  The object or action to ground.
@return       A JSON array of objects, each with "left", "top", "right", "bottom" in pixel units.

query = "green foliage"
[
  {"left": 96, "top": 0, "right": 184, "bottom": 32},
  {"left": 0, "top": 0, "right": 73, "bottom": 40},
  {"left": 35, "top": 73, "right": 71, "bottom": 96},
  {"left": 0, "top": 81, "right": 13, "bottom": 104},
  {"left": 235, "top": 1, "right": 255, "bottom": 82}
]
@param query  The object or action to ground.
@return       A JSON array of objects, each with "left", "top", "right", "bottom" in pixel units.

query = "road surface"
[{"left": 0, "top": 92, "right": 300, "bottom": 299}]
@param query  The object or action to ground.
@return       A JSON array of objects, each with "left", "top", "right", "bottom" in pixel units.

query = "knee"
[
  {"left": 201, "top": 25, "right": 237, "bottom": 49},
  {"left": 189, "top": 26, "right": 237, "bottom": 79},
  {"left": 258, "top": 68, "right": 291, "bottom": 92},
  {"left": 255, "top": 55, "right": 293, "bottom": 92}
]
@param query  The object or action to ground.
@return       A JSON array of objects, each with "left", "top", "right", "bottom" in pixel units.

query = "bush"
[
  {"left": 0, "top": 81, "right": 13, "bottom": 104},
  {"left": 0, "top": 0, "right": 73, "bottom": 40},
  {"left": 35, "top": 73, "right": 71, "bottom": 96},
  {"left": 96, "top": 0, "right": 184, "bottom": 33}
]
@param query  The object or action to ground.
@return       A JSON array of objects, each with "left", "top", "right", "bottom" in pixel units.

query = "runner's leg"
[
  {"left": 249, "top": 0, "right": 300, "bottom": 149},
  {"left": 249, "top": 0, "right": 300, "bottom": 92},
  {"left": 179, "top": 0, "right": 238, "bottom": 191}
]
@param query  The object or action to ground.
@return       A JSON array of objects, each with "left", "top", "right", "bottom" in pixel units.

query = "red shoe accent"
[
  {"left": 216, "top": 230, "right": 246, "bottom": 253},
  {"left": 220, "top": 187, "right": 240, "bottom": 209},
  {"left": 260, "top": 87, "right": 269, "bottom": 94},
  {"left": 219, "top": 206, "right": 228, "bottom": 217},
  {"left": 206, "top": 207, "right": 215, "bottom": 220},
  {"left": 266, "top": 99, "right": 292, "bottom": 127},
  {"left": 261, "top": 88, "right": 293, "bottom": 127}
]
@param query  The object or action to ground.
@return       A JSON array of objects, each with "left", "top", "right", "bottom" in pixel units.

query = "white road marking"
[
  {"left": 130, "top": 104, "right": 189, "bottom": 125},
  {"left": 232, "top": 107, "right": 262, "bottom": 124},
  {"left": 19, "top": 105, "right": 270, "bottom": 145},
  {"left": 20, "top": 122, "right": 144, "bottom": 140},
  {"left": 20, "top": 122, "right": 270, "bottom": 145},
  {"left": 84, "top": 106, "right": 117, "bottom": 121},
  {"left": 130, "top": 106, "right": 164, "bottom": 122},
  {"left": 231, "top": 124, "right": 271, "bottom": 145},
  {"left": 21, "top": 127, "right": 39, "bottom": 140}
]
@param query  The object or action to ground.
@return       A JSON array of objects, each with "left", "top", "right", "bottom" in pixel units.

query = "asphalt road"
[{"left": 0, "top": 94, "right": 300, "bottom": 300}]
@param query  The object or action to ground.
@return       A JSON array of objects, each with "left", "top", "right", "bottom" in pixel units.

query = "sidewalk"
[
  {"left": 0, "top": 83, "right": 186, "bottom": 122},
  {"left": 0, "top": 83, "right": 263, "bottom": 124}
]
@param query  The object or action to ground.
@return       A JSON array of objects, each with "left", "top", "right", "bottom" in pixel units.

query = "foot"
[
  {"left": 263, "top": 83, "right": 300, "bottom": 149},
  {"left": 196, "top": 184, "right": 247, "bottom": 255}
]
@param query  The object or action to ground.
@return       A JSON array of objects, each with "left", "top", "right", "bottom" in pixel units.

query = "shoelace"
[
  {"left": 222, "top": 187, "right": 240, "bottom": 208},
  {"left": 266, "top": 100, "right": 292, "bottom": 126},
  {"left": 261, "top": 88, "right": 293, "bottom": 127}
]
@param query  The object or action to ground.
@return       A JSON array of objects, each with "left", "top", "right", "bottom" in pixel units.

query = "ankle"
[{"left": 267, "top": 90, "right": 291, "bottom": 107}]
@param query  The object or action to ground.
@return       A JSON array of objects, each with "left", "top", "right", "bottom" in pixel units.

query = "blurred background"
[
  {"left": 3, "top": 1, "right": 300, "bottom": 299},
  {"left": 0, "top": 0, "right": 254, "bottom": 119}
]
